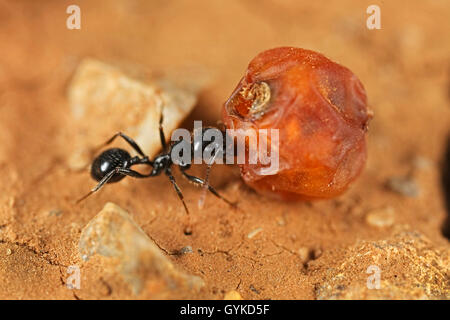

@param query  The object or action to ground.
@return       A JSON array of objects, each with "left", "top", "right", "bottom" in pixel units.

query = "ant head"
[{"left": 91, "top": 148, "right": 131, "bottom": 183}]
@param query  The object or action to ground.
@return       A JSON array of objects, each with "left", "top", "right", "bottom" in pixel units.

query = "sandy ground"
[{"left": 0, "top": 0, "right": 449, "bottom": 299}]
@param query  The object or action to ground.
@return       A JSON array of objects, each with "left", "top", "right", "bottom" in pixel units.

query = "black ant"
[{"left": 77, "top": 111, "right": 236, "bottom": 224}]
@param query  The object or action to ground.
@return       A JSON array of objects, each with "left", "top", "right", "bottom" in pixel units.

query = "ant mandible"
[{"left": 77, "top": 109, "right": 236, "bottom": 218}]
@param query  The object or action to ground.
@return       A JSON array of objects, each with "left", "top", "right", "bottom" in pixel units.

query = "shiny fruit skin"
[{"left": 222, "top": 47, "right": 371, "bottom": 200}]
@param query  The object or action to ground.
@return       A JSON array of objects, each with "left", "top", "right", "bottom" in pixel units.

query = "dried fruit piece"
[{"left": 222, "top": 47, "right": 371, "bottom": 199}]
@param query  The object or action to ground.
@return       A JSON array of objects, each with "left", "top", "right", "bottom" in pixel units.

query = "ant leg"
[
  {"left": 198, "top": 144, "right": 224, "bottom": 208},
  {"left": 165, "top": 169, "right": 189, "bottom": 215},
  {"left": 197, "top": 162, "right": 213, "bottom": 209},
  {"left": 180, "top": 168, "right": 236, "bottom": 208},
  {"left": 76, "top": 167, "right": 155, "bottom": 203},
  {"left": 116, "top": 167, "right": 156, "bottom": 178},
  {"left": 76, "top": 169, "right": 120, "bottom": 203},
  {"left": 159, "top": 108, "right": 167, "bottom": 150},
  {"left": 99, "top": 132, "right": 146, "bottom": 157},
  {"left": 166, "top": 169, "right": 192, "bottom": 235}
]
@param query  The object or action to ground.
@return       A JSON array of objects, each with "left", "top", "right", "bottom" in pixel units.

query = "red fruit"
[{"left": 222, "top": 47, "right": 371, "bottom": 200}]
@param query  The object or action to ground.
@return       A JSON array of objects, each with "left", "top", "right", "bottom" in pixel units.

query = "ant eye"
[{"left": 91, "top": 148, "right": 131, "bottom": 183}]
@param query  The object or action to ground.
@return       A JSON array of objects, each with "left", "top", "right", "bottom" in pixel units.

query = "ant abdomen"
[{"left": 91, "top": 148, "right": 131, "bottom": 183}]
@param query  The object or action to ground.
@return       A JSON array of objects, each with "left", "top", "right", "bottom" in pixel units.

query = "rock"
[
  {"left": 386, "top": 176, "right": 420, "bottom": 197},
  {"left": 79, "top": 202, "right": 204, "bottom": 295},
  {"left": 412, "top": 156, "right": 432, "bottom": 170},
  {"left": 365, "top": 207, "right": 395, "bottom": 228},
  {"left": 247, "top": 227, "right": 263, "bottom": 239},
  {"left": 67, "top": 59, "right": 198, "bottom": 169},
  {"left": 297, "top": 247, "right": 311, "bottom": 264},
  {"left": 178, "top": 246, "right": 193, "bottom": 254},
  {"left": 315, "top": 230, "right": 449, "bottom": 299},
  {"left": 224, "top": 290, "right": 243, "bottom": 300}
]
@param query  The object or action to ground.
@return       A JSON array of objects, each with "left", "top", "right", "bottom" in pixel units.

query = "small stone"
[
  {"left": 67, "top": 59, "right": 198, "bottom": 169},
  {"left": 79, "top": 202, "right": 204, "bottom": 295},
  {"left": 249, "top": 284, "right": 260, "bottom": 294},
  {"left": 48, "top": 209, "right": 63, "bottom": 217},
  {"left": 297, "top": 247, "right": 311, "bottom": 263},
  {"left": 224, "top": 290, "right": 243, "bottom": 300},
  {"left": 247, "top": 227, "right": 263, "bottom": 239},
  {"left": 313, "top": 248, "right": 323, "bottom": 259},
  {"left": 276, "top": 217, "right": 286, "bottom": 226},
  {"left": 5, "top": 248, "right": 12, "bottom": 255},
  {"left": 366, "top": 207, "right": 395, "bottom": 228},
  {"left": 386, "top": 176, "right": 420, "bottom": 197},
  {"left": 179, "top": 246, "right": 193, "bottom": 254},
  {"left": 8, "top": 196, "right": 15, "bottom": 208},
  {"left": 412, "top": 156, "right": 432, "bottom": 170}
]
